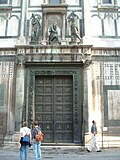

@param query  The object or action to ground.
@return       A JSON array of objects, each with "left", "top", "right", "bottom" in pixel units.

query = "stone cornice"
[{"left": 14, "top": 44, "right": 93, "bottom": 49}]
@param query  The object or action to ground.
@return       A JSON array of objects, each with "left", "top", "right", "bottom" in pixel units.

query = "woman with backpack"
[{"left": 32, "top": 121, "right": 43, "bottom": 160}]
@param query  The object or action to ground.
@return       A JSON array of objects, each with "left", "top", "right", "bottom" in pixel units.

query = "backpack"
[
  {"left": 23, "top": 135, "right": 30, "bottom": 143},
  {"left": 22, "top": 128, "right": 30, "bottom": 143},
  {"left": 35, "top": 130, "right": 44, "bottom": 141}
]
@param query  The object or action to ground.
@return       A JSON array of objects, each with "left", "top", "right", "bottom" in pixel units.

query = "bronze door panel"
[{"left": 35, "top": 76, "right": 73, "bottom": 143}]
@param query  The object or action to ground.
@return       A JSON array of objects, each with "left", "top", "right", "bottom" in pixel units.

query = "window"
[
  {"left": 98, "top": 0, "right": 118, "bottom": 10},
  {"left": 0, "top": 0, "right": 11, "bottom": 17},
  {"left": 102, "top": 0, "right": 112, "bottom": 4},
  {"left": 50, "top": 0, "right": 60, "bottom": 5},
  {"left": 0, "top": 0, "right": 8, "bottom": 4}
]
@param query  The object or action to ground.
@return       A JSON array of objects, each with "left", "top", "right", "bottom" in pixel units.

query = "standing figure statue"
[
  {"left": 31, "top": 13, "right": 41, "bottom": 44},
  {"left": 48, "top": 22, "right": 61, "bottom": 45},
  {"left": 68, "top": 11, "right": 82, "bottom": 44}
]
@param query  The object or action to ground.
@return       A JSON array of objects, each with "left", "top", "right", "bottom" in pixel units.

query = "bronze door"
[{"left": 35, "top": 75, "right": 73, "bottom": 143}]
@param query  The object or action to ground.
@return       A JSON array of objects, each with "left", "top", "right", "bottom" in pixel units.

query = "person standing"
[
  {"left": 87, "top": 120, "right": 102, "bottom": 152},
  {"left": 32, "top": 121, "right": 42, "bottom": 160},
  {"left": 19, "top": 121, "right": 31, "bottom": 160}
]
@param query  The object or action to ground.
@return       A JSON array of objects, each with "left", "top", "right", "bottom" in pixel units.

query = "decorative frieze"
[
  {"left": 0, "top": 49, "right": 15, "bottom": 55},
  {"left": 15, "top": 44, "right": 92, "bottom": 65},
  {"left": 92, "top": 48, "right": 120, "bottom": 56}
]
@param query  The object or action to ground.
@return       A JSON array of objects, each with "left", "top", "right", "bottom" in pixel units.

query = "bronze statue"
[
  {"left": 68, "top": 11, "right": 82, "bottom": 44},
  {"left": 48, "top": 22, "right": 60, "bottom": 45},
  {"left": 31, "top": 13, "right": 41, "bottom": 44}
]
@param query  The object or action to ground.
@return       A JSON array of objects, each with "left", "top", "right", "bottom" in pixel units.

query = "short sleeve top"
[{"left": 20, "top": 127, "right": 31, "bottom": 137}]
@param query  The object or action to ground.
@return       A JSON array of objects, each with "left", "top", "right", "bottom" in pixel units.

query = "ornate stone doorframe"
[{"left": 26, "top": 65, "right": 83, "bottom": 144}]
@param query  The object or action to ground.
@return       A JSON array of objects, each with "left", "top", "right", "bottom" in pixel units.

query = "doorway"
[{"left": 35, "top": 75, "right": 73, "bottom": 143}]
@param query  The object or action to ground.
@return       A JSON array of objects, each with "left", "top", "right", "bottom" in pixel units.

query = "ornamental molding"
[{"left": 27, "top": 68, "right": 82, "bottom": 141}]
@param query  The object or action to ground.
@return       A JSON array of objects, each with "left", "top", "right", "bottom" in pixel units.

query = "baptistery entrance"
[
  {"left": 27, "top": 66, "right": 83, "bottom": 144},
  {"left": 35, "top": 75, "right": 73, "bottom": 143}
]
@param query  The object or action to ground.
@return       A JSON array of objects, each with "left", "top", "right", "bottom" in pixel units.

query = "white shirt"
[{"left": 20, "top": 127, "right": 31, "bottom": 137}]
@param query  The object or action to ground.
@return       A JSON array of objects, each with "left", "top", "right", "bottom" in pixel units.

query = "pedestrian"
[
  {"left": 19, "top": 121, "right": 31, "bottom": 160},
  {"left": 87, "top": 120, "right": 102, "bottom": 152},
  {"left": 32, "top": 121, "right": 43, "bottom": 160}
]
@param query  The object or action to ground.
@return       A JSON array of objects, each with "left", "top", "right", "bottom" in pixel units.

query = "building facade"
[{"left": 0, "top": 0, "right": 120, "bottom": 147}]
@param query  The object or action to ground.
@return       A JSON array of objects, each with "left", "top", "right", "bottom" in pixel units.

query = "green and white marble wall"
[
  {"left": 0, "top": 49, "right": 16, "bottom": 134},
  {"left": 88, "top": 0, "right": 120, "bottom": 47},
  {"left": 88, "top": 48, "right": 120, "bottom": 147}
]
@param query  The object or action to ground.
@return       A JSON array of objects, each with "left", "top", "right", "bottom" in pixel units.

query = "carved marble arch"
[
  {"left": 0, "top": 16, "right": 7, "bottom": 36},
  {"left": 7, "top": 15, "right": 19, "bottom": 36}
]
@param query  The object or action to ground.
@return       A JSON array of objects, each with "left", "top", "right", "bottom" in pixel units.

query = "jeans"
[
  {"left": 33, "top": 141, "right": 41, "bottom": 160},
  {"left": 20, "top": 145, "right": 29, "bottom": 160}
]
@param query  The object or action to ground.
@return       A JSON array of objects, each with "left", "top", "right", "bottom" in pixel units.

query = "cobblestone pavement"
[{"left": 0, "top": 145, "right": 120, "bottom": 160}]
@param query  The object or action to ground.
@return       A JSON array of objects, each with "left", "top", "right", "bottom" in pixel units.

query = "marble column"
[
  {"left": 15, "top": 65, "right": 25, "bottom": 131},
  {"left": 18, "top": 0, "right": 27, "bottom": 44},
  {"left": 43, "top": 13, "right": 47, "bottom": 44}
]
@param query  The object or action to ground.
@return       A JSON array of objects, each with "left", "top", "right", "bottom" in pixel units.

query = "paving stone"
[{"left": 0, "top": 146, "right": 120, "bottom": 160}]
